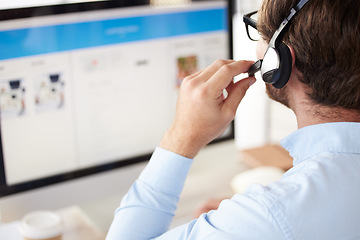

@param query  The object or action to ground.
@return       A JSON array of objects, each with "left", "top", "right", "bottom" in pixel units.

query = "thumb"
[{"left": 225, "top": 77, "right": 256, "bottom": 112}]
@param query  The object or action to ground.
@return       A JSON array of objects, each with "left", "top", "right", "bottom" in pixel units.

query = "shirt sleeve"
[
  {"left": 105, "top": 147, "right": 193, "bottom": 240},
  {"left": 105, "top": 148, "right": 287, "bottom": 240}
]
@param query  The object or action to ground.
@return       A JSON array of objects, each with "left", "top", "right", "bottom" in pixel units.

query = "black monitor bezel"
[
  {"left": 0, "top": 0, "right": 234, "bottom": 197},
  {"left": 0, "top": 0, "right": 149, "bottom": 21}
]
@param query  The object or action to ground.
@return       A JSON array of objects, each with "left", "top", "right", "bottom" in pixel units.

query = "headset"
[{"left": 247, "top": 0, "right": 311, "bottom": 89}]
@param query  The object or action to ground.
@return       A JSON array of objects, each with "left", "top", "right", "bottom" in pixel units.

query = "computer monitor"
[{"left": 0, "top": 0, "right": 234, "bottom": 221}]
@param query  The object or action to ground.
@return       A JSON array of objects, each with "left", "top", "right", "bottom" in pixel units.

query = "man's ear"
[{"left": 288, "top": 45, "right": 296, "bottom": 68}]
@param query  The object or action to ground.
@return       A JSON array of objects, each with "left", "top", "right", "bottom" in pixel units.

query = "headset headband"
[{"left": 269, "top": 0, "right": 311, "bottom": 48}]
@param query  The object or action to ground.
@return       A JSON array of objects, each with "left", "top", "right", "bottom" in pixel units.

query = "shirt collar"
[{"left": 281, "top": 122, "right": 360, "bottom": 166}]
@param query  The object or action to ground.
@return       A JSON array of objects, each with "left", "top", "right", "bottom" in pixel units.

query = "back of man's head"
[{"left": 258, "top": 0, "right": 360, "bottom": 111}]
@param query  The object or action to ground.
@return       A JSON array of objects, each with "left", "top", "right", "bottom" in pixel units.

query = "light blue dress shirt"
[{"left": 106, "top": 122, "right": 360, "bottom": 239}]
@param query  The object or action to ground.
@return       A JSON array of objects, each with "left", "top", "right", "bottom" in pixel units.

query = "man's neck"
[{"left": 295, "top": 103, "right": 360, "bottom": 129}]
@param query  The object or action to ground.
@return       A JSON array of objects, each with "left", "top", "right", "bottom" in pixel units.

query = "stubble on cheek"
[{"left": 266, "top": 84, "right": 290, "bottom": 108}]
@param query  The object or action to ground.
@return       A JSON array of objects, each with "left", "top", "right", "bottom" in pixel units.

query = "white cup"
[{"left": 19, "top": 211, "right": 63, "bottom": 240}]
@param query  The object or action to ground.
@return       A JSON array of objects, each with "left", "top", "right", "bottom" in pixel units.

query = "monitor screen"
[{"left": 0, "top": 0, "right": 233, "bottom": 197}]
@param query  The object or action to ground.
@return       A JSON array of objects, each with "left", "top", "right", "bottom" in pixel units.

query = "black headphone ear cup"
[{"left": 272, "top": 43, "right": 292, "bottom": 89}]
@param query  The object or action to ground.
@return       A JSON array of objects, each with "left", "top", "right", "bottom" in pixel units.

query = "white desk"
[{"left": 0, "top": 206, "right": 105, "bottom": 240}]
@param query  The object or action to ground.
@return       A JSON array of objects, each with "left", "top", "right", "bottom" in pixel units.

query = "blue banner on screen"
[{"left": 0, "top": 8, "right": 227, "bottom": 60}]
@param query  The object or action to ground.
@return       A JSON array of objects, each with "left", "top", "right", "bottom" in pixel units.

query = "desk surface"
[{"left": 0, "top": 206, "right": 105, "bottom": 240}]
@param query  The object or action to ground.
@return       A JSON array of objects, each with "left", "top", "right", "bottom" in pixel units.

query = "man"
[{"left": 106, "top": 0, "right": 360, "bottom": 239}]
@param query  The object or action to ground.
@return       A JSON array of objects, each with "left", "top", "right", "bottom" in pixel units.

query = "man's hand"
[{"left": 160, "top": 59, "right": 256, "bottom": 158}]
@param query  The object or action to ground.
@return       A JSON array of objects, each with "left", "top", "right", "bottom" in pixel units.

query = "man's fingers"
[
  {"left": 224, "top": 77, "right": 256, "bottom": 112},
  {"left": 182, "top": 59, "right": 233, "bottom": 85},
  {"left": 205, "top": 60, "right": 254, "bottom": 97},
  {"left": 195, "top": 59, "right": 235, "bottom": 83},
  {"left": 183, "top": 69, "right": 203, "bottom": 82}
]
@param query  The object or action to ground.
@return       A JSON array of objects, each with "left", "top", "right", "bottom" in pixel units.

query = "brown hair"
[{"left": 258, "top": 0, "right": 360, "bottom": 110}]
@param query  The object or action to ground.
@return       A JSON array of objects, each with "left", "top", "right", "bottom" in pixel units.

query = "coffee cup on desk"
[{"left": 19, "top": 211, "right": 63, "bottom": 240}]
